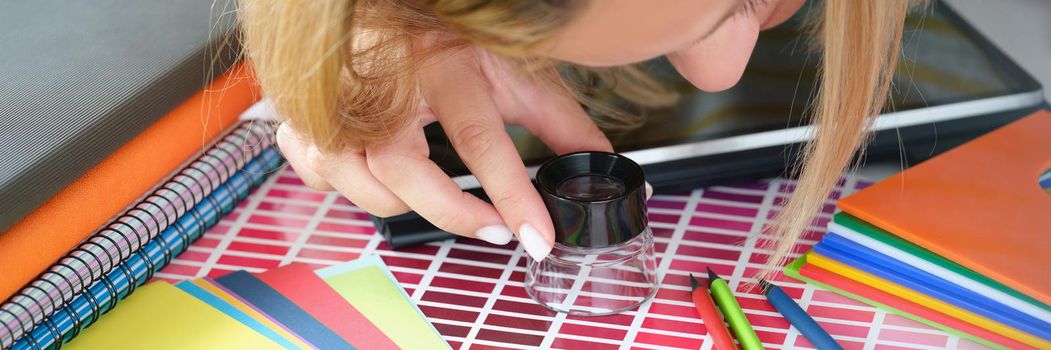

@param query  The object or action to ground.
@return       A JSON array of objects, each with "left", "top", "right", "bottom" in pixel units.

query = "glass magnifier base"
[{"left": 524, "top": 230, "right": 658, "bottom": 316}]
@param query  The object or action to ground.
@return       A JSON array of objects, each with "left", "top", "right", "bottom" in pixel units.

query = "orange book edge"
[
  {"left": 0, "top": 65, "right": 260, "bottom": 298},
  {"left": 838, "top": 110, "right": 1051, "bottom": 305}
]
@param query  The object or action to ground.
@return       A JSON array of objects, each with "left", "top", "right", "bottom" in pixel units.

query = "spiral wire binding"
[
  {"left": 14, "top": 146, "right": 283, "bottom": 350},
  {"left": 0, "top": 121, "right": 277, "bottom": 349}
]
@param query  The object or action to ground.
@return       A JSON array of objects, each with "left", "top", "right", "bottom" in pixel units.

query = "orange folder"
[
  {"left": 838, "top": 110, "right": 1051, "bottom": 305},
  {"left": 0, "top": 66, "right": 259, "bottom": 299}
]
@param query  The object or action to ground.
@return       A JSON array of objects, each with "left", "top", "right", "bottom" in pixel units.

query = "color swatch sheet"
[{"left": 155, "top": 166, "right": 997, "bottom": 349}]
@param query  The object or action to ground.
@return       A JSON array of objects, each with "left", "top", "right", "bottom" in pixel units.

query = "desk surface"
[{"left": 155, "top": 165, "right": 994, "bottom": 350}]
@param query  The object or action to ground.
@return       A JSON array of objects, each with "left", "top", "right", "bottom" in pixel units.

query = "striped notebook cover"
[
  {"left": 11, "top": 148, "right": 284, "bottom": 350},
  {"left": 0, "top": 122, "right": 274, "bottom": 348}
]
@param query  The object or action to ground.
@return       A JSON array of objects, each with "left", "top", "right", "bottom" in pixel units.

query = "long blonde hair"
[{"left": 238, "top": 0, "right": 920, "bottom": 277}]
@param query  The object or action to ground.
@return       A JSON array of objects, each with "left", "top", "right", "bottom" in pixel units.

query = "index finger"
[
  {"left": 365, "top": 125, "right": 514, "bottom": 246},
  {"left": 421, "top": 54, "right": 555, "bottom": 261}
]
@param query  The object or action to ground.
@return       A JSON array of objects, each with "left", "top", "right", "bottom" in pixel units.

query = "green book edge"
[
  {"left": 833, "top": 212, "right": 1051, "bottom": 313},
  {"left": 783, "top": 253, "right": 1007, "bottom": 350}
]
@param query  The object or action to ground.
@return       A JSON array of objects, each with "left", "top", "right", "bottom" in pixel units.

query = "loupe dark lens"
[
  {"left": 556, "top": 175, "right": 625, "bottom": 201},
  {"left": 536, "top": 151, "right": 647, "bottom": 248}
]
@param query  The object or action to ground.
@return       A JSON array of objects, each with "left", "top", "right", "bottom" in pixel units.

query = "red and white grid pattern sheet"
[{"left": 156, "top": 166, "right": 991, "bottom": 350}]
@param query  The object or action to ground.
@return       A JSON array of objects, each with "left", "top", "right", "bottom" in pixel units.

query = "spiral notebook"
[
  {"left": 0, "top": 121, "right": 275, "bottom": 348},
  {"left": 10, "top": 148, "right": 284, "bottom": 350},
  {"left": 0, "top": 66, "right": 259, "bottom": 302},
  {"left": 150, "top": 167, "right": 1002, "bottom": 349}
]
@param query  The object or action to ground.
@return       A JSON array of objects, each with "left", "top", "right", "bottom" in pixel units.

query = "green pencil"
[{"left": 707, "top": 267, "right": 764, "bottom": 350}]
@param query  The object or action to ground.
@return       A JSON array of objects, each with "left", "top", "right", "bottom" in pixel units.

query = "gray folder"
[{"left": 0, "top": 0, "right": 240, "bottom": 232}]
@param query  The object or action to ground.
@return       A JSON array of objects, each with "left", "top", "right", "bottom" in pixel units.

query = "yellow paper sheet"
[
  {"left": 191, "top": 279, "right": 312, "bottom": 349},
  {"left": 316, "top": 255, "right": 449, "bottom": 349},
  {"left": 808, "top": 253, "right": 1051, "bottom": 349},
  {"left": 64, "top": 281, "right": 282, "bottom": 350}
]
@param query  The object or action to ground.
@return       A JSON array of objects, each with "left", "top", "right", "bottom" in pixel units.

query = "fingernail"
[
  {"left": 475, "top": 225, "right": 513, "bottom": 245},
  {"left": 518, "top": 223, "right": 553, "bottom": 261},
  {"left": 645, "top": 181, "right": 653, "bottom": 200},
  {"left": 305, "top": 145, "right": 326, "bottom": 174}
]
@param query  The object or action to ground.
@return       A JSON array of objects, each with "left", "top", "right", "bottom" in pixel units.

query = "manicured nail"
[
  {"left": 475, "top": 225, "right": 513, "bottom": 245},
  {"left": 645, "top": 181, "right": 653, "bottom": 200},
  {"left": 305, "top": 145, "right": 324, "bottom": 170},
  {"left": 518, "top": 223, "right": 553, "bottom": 261}
]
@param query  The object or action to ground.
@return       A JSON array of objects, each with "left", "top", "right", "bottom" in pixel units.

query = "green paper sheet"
[
  {"left": 316, "top": 255, "right": 449, "bottom": 350},
  {"left": 783, "top": 254, "right": 1007, "bottom": 350},
  {"left": 833, "top": 213, "right": 1051, "bottom": 313}
]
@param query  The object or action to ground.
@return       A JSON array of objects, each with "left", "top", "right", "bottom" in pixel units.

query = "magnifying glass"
[{"left": 526, "top": 151, "right": 658, "bottom": 316}]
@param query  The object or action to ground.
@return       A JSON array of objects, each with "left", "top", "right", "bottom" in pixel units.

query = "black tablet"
[{"left": 378, "top": 0, "right": 1044, "bottom": 247}]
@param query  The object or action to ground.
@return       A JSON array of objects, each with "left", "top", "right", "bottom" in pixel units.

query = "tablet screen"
[{"left": 427, "top": 3, "right": 1038, "bottom": 176}]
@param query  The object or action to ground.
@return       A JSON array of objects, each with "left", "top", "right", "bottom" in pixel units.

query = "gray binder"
[{"left": 0, "top": 0, "right": 240, "bottom": 232}]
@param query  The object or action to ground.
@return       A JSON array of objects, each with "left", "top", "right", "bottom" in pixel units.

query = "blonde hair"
[{"left": 238, "top": 0, "right": 921, "bottom": 277}]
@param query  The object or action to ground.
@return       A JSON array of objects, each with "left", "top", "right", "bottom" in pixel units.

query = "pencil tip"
[
  {"left": 689, "top": 273, "right": 699, "bottom": 290},
  {"left": 706, "top": 266, "right": 719, "bottom": 281},
  {"left": 758, "top": 278, "right": 772, "bottom": 293}
]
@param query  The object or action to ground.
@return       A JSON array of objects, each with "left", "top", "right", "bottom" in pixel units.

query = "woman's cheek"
[{"left": 666, "top": 16, "right": 760, "bottom": 92}]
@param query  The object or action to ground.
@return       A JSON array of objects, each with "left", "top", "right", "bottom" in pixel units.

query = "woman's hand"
[{"left": 276, "top": 44, "right": 617, "bottom": 261}]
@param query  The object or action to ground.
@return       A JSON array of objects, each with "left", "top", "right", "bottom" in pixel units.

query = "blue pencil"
[{"left": 759, "top": 279, "right": 842, "bottom": 350}]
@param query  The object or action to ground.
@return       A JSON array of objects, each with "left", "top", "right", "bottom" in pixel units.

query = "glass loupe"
[{"left": 525, "top": 151, "right": 658, "bottom": 316}]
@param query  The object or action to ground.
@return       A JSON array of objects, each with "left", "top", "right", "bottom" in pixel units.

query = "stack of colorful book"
[
  {"left": 786, "top": 110, "right": 1051, "bottom": 350},
  {"left": 0, "top": 2, "right": 300, "bottom": 348},
  {"left": 48, "top": 255, "right": 446, "bottom": 349},
  {"left": 0, "top": 65, "right": 289, "bottom": 348}
]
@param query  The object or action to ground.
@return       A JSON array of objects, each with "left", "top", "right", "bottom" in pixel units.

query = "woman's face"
[{"left": 545, "top": 0, "right": 806, "bottom": 92}]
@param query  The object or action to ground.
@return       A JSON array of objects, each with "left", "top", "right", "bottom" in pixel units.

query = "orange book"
[
  {"left": 838, "top": 110, "right": 1051, "bottom": 305},
  {"left": 0, "top": 66, "right": 259, "bottom": 299}
]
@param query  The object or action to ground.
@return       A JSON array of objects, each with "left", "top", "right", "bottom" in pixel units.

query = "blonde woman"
[{"left": 239, "top": 0, "right": 919, "bottom": 276}]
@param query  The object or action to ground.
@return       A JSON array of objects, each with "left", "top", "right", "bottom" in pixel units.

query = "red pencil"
[{"left": 690, "top": 274, "right": 739, "bottom": 350}]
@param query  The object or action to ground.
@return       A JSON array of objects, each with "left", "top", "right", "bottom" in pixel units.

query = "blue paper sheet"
[
  {"left": 214, "top": 271, "right": 355, "bottom": 349},
  {"left": 174, "top": 281, "right": 298, "bottom": 349}
]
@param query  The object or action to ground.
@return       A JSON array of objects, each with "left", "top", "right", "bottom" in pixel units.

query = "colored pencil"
[
  {"left": 707, "top": 267, "right": 764, "bottom": 350},
  {"left": 690, "top": 274, "right": 739, "bottom": 350},
  {"left": 758, "top": 279, "right": 842, "bottom": 350}
]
